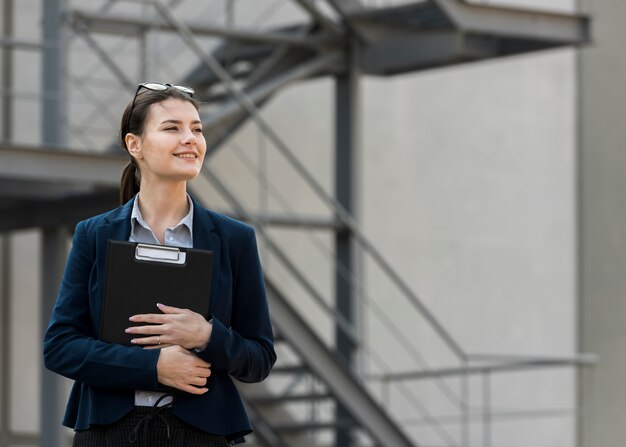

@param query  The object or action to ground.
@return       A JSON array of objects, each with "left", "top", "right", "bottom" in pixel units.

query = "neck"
[{"left": 136, "top": 180, "right": 189, "bottom": 230}]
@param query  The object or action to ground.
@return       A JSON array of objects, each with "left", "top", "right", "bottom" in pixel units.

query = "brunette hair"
[{"left": 119, "top": 87, "right": 200, "bottom": 204}]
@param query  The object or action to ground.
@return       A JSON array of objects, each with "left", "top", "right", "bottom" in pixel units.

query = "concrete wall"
[{"left": 578, "top": 0, "right": 626, "bottom": 446}]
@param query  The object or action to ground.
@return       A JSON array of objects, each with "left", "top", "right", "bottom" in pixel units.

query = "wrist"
[{"left": 195, "top": 318, "right": 213, "bottom": 351}]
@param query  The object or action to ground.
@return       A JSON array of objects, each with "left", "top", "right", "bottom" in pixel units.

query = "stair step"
[{"left": 249, "top": 392, "right": 333, "bottom": 406}]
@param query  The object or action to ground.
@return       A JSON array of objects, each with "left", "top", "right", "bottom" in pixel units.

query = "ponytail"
[{"left": 120, "top": 160, "right": 140, "bottom": 204}]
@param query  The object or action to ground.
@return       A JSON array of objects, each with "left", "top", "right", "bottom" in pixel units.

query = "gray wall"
[{"left": 579, "top": 0, "right": 626, "bottom": 446}]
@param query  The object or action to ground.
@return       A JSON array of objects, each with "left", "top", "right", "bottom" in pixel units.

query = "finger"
[
  {"left": 190, "top": 376, "right": 208, "bottom": 387},
  {"left": 156, "top": 303, "right": 192, "bottom": 314},
  {"left": 130, "top": 335, "right": 160, "bottom": 346},
  {"left": 129, "top": 313, "right": 168, "bottom": 324},
  {"left": 182, "top": 385, "right": 208, "bottom": 395},
  {"left": 193, "top": 366, "right": 211, "bottom": 377},
  {"left": 192, "top": 359, "right": 212, "bottom": 369},
  {"left": 126, "top": 324, "right": 164, "bottom": 335}
]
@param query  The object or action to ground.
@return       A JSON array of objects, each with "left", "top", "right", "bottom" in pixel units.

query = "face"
[{"left": 125, "top": 98, "right": 206, "bottom": 184}]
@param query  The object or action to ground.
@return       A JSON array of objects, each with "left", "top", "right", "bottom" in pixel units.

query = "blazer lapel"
[{"left": 192, "top": 199, "right": 221, "bottom": 315}]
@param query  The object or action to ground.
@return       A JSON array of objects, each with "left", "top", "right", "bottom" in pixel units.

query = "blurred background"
[{"left": 0, "top": 0, "right": 623, "bottom": 446}]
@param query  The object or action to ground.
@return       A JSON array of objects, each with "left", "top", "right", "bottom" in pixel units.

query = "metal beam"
[
  {"left": 1, "top": 0, "right": 13, "bottom": 142},
  {"left": 204, "top": 53, "right": 339, "bottom": 126},
  {"left": 0, "top": 37, "right": 45, "bottom": 51},
  {"left": 40, "top": 4, "right": 69, "bottom": 442},
  {"left": 0, "top": 190, "right": 119, "bottom": 232},
  {"left": 0, "top": 236, "right": 10, "bottom": 447},
  {"left": 292, "top": 0, "right": 343, "bottom": 36},
  {"left": 360, "top": 31, "right": 497, "bottom": 76},
  {"left": 72, "top": 25, "right": 135, "bottom": 90},
  {"left": 214, "top": 211, "right": 345, "bottom": 231},
  {"left": 203, "top": 52, "right": 340, "bottom": 153},
  {"left": 435, "top": 0, "right": 590, "bottom": 43},
  {"left": 69, "top": 9, "right": 329, "bottom": 49},
  {"left": 325, "top": 0, "right": 368, "bottom": 43},
  {"left": 0, "top": 144, "right": 125, "bottom": 186},
  {"left": 368, "top": 354, "right": 599, "bottom": 382},
  {"left": 334, "top": 37, "right": 361, "bottom": 447},
  {"left": 42, "top": 0, "right": 68, "bottom": 148},
  {"left": 40, "top": 226, "right": 68, "bottom": 447}
]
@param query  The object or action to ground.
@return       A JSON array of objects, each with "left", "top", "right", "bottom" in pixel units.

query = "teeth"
[{"left": 175, "top": 154, "right": 196, "bottom": 159}]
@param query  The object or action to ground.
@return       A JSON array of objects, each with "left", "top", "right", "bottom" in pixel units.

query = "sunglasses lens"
[
  {"left": 173, "top": 85, "right": 194, "bottom": 96},
  {"left": 142, "top": 83, "right": 169, "bottom": 91}
]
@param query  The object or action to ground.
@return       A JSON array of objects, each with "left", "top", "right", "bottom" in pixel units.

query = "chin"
[{"left": 182, "top": 169, "right": 202, "bottom": 180}]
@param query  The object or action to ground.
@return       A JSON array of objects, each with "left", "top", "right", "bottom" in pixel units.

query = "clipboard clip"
[{"left": 135, "top": 244, "right": 187, "bottom": 265}]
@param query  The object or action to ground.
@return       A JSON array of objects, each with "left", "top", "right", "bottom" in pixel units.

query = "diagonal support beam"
[
  {"left": 202, "top": 52, "right": 340, "bottom": 154},
  {"left": 68, "top": 9, "right": 329, "bottom": 49},
  {"left": 265, "top": 276, "right": 416, "bottom": 447},
  {"left": 292, "top": 0, "right": 344, "bottom": 36},
  {"left": 324, "top": 0, "right": 368, "bottom": 43},
  {"left": 70, "top": 20, "right": 135, "bottom": 90}
]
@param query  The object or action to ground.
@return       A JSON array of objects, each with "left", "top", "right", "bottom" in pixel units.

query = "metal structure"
[{"left": 0, "top": 1, "right": 594, "bottom": 446}]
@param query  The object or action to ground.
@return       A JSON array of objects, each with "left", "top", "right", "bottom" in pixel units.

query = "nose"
[{"left": 181, "top": 129, "right": 197, "bottom": 145}]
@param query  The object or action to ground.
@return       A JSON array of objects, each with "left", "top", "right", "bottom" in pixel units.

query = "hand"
[
  {"left": 126, "top": 303, "right": 212, "bottom": 350},
  {"left": 157, "top": 345, "right": 211, "bottom": 394}
]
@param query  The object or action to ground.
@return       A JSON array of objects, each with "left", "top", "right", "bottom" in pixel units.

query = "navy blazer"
[{"left": 43, "top": 196, "right": 276, "bottom": 443}]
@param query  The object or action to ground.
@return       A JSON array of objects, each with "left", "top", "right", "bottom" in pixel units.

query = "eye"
[
  {"left": 193, "top": 128, "right": 203, "bottom": 133},
  {"left": 164, "top": 126, "right": 178, "bottom": 131}
]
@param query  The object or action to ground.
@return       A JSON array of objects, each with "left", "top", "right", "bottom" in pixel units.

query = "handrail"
[{"left": 366, "top": 353, "right": 598, "bottom": 381}]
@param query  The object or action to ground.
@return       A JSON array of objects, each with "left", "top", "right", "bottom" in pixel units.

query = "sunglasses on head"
[{"left": 126, "top": 83, "right": 195, "bottom": 134}]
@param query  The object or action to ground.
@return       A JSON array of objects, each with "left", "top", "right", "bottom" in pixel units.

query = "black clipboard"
[{"left": 101, "top": 240, "right": 213, "bottom": 345}]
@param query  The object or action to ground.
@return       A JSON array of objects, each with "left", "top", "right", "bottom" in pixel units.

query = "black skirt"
[{"left": 72, "top": 406, "right": 231, "bottom": 447}]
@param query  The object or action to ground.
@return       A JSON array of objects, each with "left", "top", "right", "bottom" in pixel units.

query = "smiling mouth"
[{"left": 174, "top": 153, "right": 198, "bottom": 159}]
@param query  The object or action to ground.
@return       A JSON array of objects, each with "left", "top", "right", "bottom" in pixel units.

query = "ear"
[{"left": 125, "top": 133, "right": 143, "bottom": 160}]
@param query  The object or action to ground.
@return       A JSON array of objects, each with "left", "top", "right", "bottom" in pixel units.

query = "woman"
[{"left": 43, "top": 83, "right": 276, "bottom": 446}]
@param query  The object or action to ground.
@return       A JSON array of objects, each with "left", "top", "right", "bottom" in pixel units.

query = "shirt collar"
[{"left": 130, "top": 193, "right": 194, "bottom": 235}]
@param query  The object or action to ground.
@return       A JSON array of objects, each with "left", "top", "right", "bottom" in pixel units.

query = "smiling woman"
[{"left": 43, "top": 83, "right": 276, "bottom": 447}]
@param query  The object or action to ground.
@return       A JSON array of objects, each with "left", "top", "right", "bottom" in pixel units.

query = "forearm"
[
  {"left": 44, "top": 326, "right": 160, "bottom": 390},
  {"left": 195, "top": 316, "right": 275, "bottom": 382}
]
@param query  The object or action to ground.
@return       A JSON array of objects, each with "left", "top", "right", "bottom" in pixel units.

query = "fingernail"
[
  {"left": 129, "top": 316, "right": 135, "bottom": 321},
  {"left": 130, "top": 339, "right": 136, "bottom": 344},
  {"left": 156, "top": 303, "right": 163, "bottom": 308},
  {"left": 125, "top": 328, "right": 131, "bottom": 333}
]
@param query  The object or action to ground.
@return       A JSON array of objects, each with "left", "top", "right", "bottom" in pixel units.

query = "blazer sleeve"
[
  {"left": 196, "top": 227, "right": 276, "bottom": 382},
  {"left": 43, "top": 220, "right": 161, "bottom": 391}
]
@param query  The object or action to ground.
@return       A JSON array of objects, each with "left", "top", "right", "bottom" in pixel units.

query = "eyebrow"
[{"left": 159, "top": 119, "right": 202, "bottom": 125}]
